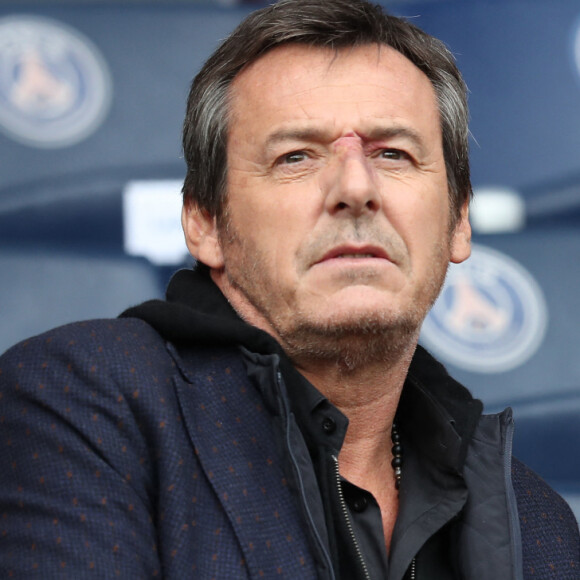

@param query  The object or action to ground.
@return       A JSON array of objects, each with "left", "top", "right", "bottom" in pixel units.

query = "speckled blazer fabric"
[
  {"left": 0, "top": 318, "right": 316, "bottom": 579},
  {"left": 513, "top": 457, "right": 580, "bottom": 578}
]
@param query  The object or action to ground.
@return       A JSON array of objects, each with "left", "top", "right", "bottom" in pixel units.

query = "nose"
[{"left": 323, "top": 142, "right": 381, "bottom": 217}]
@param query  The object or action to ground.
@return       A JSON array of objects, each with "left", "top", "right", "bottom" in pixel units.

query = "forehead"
[{"left": 227, "top": 43, "right": 440, "bottom": 140}]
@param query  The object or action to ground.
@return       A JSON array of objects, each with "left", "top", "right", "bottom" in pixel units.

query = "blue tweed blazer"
[{"left": 1, "top": 317, "right": 578, "bottom": 579}]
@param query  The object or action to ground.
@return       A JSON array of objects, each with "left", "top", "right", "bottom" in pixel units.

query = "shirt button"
[
  {"left": 351, "top": 495, "right": 368, "bottom": 513},
  {"left": 321, "top": 416, "right": 336, "bottom": 434}
]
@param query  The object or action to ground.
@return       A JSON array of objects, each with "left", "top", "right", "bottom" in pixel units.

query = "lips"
[
  {"left": 316, "top": 245, "right": 392, "bottom": 264},
  {"left": 335, "top": 253, "right": 375, "bottom": 258}
]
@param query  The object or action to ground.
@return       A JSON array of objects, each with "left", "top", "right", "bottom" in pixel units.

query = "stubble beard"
[
  {"left": 217, "top": 213, "right": 451, "bottom": 373},
  {"left": 275, "top": 256, "right": 449, "bottom": 372}
]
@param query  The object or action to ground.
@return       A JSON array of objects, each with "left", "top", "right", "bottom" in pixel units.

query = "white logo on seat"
[
  {"left": 421, "top": 244, "right": 548, "bottom": 374},
  {"left": 0, "top": 15, "right": 112, "bottom": 148}
]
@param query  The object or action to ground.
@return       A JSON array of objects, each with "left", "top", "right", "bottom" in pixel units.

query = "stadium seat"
[{"left": 0, "top": 247, "right": 165, "bottom": 354}]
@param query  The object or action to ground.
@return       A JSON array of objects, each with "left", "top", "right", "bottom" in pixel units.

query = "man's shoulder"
[
  {"left": 2, "top": 317, "right": 165, "bottom": 360},
  {"left": 512, "top": 457, "right": 580, "bottom": 576},
  {"left": 0, "top": 317, "right": 175, "bottom": 401},
  {"left": 512, "top": 456, "right": 578, "bottom": 529}
]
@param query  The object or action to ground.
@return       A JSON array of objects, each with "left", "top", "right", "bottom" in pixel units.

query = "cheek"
[
  {"left": 235, "top": 190, "right": 315, "bottom": 241},
  {"left": 226, "top": 202, "right": 294, "bottom": 274},
  {"left": 396, "top": 197, "right": 452, "bottom": 261},
  {"left": 412, "top": 183, "right": 452, "bottom": 232}
]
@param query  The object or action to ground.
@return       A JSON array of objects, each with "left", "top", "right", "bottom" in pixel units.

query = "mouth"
[
  {"left": 316, "top": 245, "right": 392, "bottom": 264},
  {"left": 333, "top": 253, "right": 376, "bottom": 259}
]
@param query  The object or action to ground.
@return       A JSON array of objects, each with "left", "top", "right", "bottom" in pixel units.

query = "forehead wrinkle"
[
  {"left": 264, "top": 122, "right": 429, "bottom": 156},
  {"left": 264, "top": 125, "right": 337, "bottom": 150}
]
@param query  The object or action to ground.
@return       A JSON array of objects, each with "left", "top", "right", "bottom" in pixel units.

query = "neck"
[
  {"left": 300, "top": 348, "right": 416, "bottom": 553},
  {"left": 296, "top": 340, "right": 416, "bottom": 485},
  {"left": 296, "top": 350, "right": 415, "bottom": 553}
]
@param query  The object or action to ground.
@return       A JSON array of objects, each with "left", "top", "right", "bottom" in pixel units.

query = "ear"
[
  {"left": 450, "top": 200, "right": 471, "bottom": 264},
  {"left": 181, "top": 201, "right": 225, "bottom": 269}
]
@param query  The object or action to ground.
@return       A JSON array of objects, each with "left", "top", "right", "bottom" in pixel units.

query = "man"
[{"left": 1, "top": 0, "right": 578, "bottom": 578}]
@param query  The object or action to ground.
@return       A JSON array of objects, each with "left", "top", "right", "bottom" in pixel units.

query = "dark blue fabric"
[
  {"left": 0, "top": 317, "right": 578, "bottom": 579},
  {"left": 513, "top": 457, "right": 580, "bottom": 579},
  {"left": 0, "top": 318, "right": 316, "bottom": 579}
]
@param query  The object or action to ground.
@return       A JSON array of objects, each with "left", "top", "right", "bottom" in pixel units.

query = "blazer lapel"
[{"left": 171, "top": 344, "right": 317, "bottom": 579}]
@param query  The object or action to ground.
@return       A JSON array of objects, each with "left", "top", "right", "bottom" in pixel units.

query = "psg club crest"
[
  {"left": 0, "top": 15, "right": 112, "bottom": 148},
  {"left": 420, "top": 244, "right": 548, "bottom": 374}
]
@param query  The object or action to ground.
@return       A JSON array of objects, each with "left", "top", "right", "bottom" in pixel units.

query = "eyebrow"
[
  {"left": 264, "top": 124, "right": 428, "bottom": 155},
  {"left": 364, "top": 126, "right": 428, "bottom": 156},
  {"left": 264, "top": 126, "right": 331, "bottom": 150}
]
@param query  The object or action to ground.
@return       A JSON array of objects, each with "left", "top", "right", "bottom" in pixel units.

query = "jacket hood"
[{"left": 121, "top": 267, "right": 284, "bottom": 356}]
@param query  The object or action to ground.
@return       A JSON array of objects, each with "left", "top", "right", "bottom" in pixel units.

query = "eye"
[
  {"left": 379, "top": 149, "right": 409, "bottom": 161},
  {"left": 281, "top": 150, "right": 308, "bottom": 164}
]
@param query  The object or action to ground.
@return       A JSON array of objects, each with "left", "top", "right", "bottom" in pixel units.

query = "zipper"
[
  {"left": 502, "top": 411, "right": 524, "bottom": 580},
  {"left": 331, "top": 454, "right": 372, "bottom": 580},
  {"left": 276, "top": 371, "right": 336, "bottom": 580}
]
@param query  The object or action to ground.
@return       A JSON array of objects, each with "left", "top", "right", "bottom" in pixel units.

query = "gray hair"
[{"left": 182, "top": 0, "right": 471, "bottom": 222}]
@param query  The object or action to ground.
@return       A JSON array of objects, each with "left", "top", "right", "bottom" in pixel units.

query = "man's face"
[{"left": 186, "top": 43, "right": 471, "bottom": 362}]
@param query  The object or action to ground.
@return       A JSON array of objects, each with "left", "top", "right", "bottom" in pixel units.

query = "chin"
[
  {"left": 275, "top": 285, "right": 432, "bottom": 360},
  {"left": 311, "top": 292, "right": 410, "bottom": 327},
  {"left": 279, "top": 298, "right": 418, "bottom": 350},
  {"left": 319, "top": 309, "right": 413, "bottom": 335},
  {"left": 279, "top": 312, "right": 421, "bottom": 370}
]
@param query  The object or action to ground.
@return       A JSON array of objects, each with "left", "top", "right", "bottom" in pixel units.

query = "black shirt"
[{"left": 279, "top": 355, "right": 467, "bottom": 579}]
